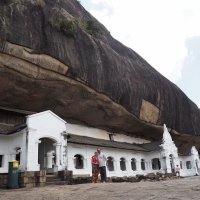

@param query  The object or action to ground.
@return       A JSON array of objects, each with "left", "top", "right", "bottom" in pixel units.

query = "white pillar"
[
  {"left": 53, "top": 143, "right": 61, "bottom": 166},
  {"left": 159, "top": 159, "right": 163, "bottom": 170},
  {"left": 149, "top": 161, "right": 153, "bottom": 170},
  {"left": 35, "top": 140, "right": 41, "bottom": 164},
  {"left": 26, "top": 128, "right": 37, "bottom": 171},
  {"left": 137, "top": 160, "right": 141, "bottom": 171},
  {"left": 166, "top": 157, "right": 171, "bottom": 173}
]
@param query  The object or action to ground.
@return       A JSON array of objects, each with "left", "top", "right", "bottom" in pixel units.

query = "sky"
[{"left": 80, "top": 0, "right": 200, "bottom": 107}]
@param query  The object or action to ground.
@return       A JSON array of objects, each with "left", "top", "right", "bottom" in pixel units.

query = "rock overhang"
[{"left": 0, "top": 0, "right": 200, "bottom": 150}]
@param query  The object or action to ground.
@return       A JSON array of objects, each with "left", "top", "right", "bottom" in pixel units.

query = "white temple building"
[{"left": 0, "top": 110, "right": 199, "bottom": 177}]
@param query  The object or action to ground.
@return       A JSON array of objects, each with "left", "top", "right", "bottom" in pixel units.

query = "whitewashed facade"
[{"left": 0, "top": 110, "right": 199, "bottom": 178}]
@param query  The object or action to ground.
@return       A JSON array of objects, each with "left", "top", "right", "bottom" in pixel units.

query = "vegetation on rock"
[
  {"left": 48, "top": 7, "right": 77, "bottom": 37},
  {"left": 36, "top": 0, "right": 45, "bottom": 7},
  {"left": 83, "top": 20, "right": 102, "bottom": 38}
]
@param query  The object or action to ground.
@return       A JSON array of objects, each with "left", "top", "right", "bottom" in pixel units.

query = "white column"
[
  {"left": 166, "top": 157, "right": 171, "bottom": 173},
  {"left": 35, "top": 140, "right": 41, "bottom": 164},
  {"left": 159, "top": 159, "right": 163, "bottom": 169},
  {"left": 53, "top": 143, "right": 61, "bottom": 166},
  {"left": 137, "top": 160, "right": 141, "bottom": 171},
  {"left": 26, "top": 128, "right": 37, "bottom": 171},
  {"left": 128, "top": 160, "right": 133, "bottom": 172},
  {"left": 149, "top": 161, "right": 153, "bottom": 170}
]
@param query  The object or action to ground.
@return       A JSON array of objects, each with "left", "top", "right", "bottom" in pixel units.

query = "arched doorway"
[
  {"left": 38, "top": 138, "right": 56, "bottom": 171},
  {"left": 186, "top": 161, "right": 191, "bottom": 169},
  {"left": 74, "top": 154, "right": 84, "bottom": 169},
  {"left": 152, "top": 158, "right": 160, "bottom": 170}
]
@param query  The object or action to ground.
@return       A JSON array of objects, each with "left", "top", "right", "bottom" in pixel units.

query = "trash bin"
[{"left": 6, "top": 160, "right": 19, "bottom": 189}]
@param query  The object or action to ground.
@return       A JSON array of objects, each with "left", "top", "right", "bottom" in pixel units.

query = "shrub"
[
  {"left": 48, "top": 7, "right": 77, "bottom": 37},
  {"left": 59, "top": 18, "right": 77, "bottom": 37},
  {"left": 84, "top": 20, "right": 102, "bottom": 38}
]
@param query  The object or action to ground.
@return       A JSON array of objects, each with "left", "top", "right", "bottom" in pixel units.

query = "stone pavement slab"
[{"left": 1, "top": 176, "right": 200, "bottom": 200}]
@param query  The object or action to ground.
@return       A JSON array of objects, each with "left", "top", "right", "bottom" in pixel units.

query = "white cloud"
[{"left": 86, "top": 0, "right": 200, "bottom": 83}]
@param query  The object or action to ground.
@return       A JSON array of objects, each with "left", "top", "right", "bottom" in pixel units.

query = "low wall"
[
  {"left": 69, "top": 172, "right": 184, "bottom": 185},
  {"left": 58, "top": 170, "right": 73, "bottom": 183},
  {"left": 19, "top": 171, "right": 46, "bottom": 188},
  {"left": 0, "top": 173, "right": 8, "bottom": 188}
]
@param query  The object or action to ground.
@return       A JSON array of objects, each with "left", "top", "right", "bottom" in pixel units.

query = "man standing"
[{"left": 97, "top": 148, "right": 108, "bottom": 183}]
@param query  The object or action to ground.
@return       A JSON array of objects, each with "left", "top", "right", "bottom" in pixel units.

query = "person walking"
[
  {"left": 91, "top": 152, "right": 99, "bottom": 183},
  {"left": 175, "top": 165, "right": 180, "bottom": 177},
  {"left": 97, "top": 148, "right": 108, "bottom": 183}
]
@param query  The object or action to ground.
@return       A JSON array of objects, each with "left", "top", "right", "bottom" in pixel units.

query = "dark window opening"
[
  {"left": 74, "top": 154, "right": 84, "bottom": 169},
  {"left": 109, "top": 134, "right": 114, "bottom": 141},
  {"left": 141, "top": 159, "right": 145, "bottom": 170},
  {"left": 107, "top": 157, "right": 114, "bottom": 171},
  {"left": 131, "top": 158, "right": 137, "bottom": 171},
  {"left": 186, "top": 161, "right": 191, "bottom": 169},
  {"left": 0, "top": 155, "right": 3, "bottom": 167},
  {"left": 120, "top": 158, "right": 126, "bottom": 171}
]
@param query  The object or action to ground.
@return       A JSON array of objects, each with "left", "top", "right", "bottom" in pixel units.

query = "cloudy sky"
[{"left": 81, "top": 0, "right": 200, "bottom": 107}]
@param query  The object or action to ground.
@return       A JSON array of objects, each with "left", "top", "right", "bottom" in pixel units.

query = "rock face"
[{"left": 0, "top": 0, "right": 200, "bottom": 149}]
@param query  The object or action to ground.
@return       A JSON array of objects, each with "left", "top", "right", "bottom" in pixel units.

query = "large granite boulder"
[{"left": 0, "top": 0, "right": 200, "bottom": 149}]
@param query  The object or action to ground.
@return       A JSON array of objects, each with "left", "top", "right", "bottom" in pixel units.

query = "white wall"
[
  {"left": 26, "top": 111, "right": 67, "bottom": 171},
  {"left": 114, "top": 134, "right": 150, "bottom": 144},
  {"left": 66, "top": 123, "right": 109, "bottom": 140},
  {"left": 0, "top": 130, "right": 26, "bottom": 173},
  {"left": 67, "top": 143, "right": 162, "bottom": 177},
  {"left": 66, "top": 123, "right": 150, "bottom": 144}
]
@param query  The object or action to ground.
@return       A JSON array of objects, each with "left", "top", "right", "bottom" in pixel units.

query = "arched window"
[
  {"left": 186, "top": 161, "right": 191, "bottom": 169},
  {"left": 120, "top": 157, "right": 126, "bottom": 171},
  {"left": 74, "top": 154, "right": 84, "bottom": 169},
  {"left": 107, "top": 157, "right": 114, "bottom": 171},
  {"left": 141, "top": 159, "right": 145, "bottom": 170},
  {"left": 152, "top": 158, "right": 160, "bottom": 170},
  {"left": 131, "top": 158, "right": 137, "bottom": 171},
  {"left": 0, "top": 155, "right": 3, "bottom": 167}
]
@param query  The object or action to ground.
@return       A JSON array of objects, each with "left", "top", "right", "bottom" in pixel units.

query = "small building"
[{"left": 0, "top": 110, "right": 199, "bottom": 177}]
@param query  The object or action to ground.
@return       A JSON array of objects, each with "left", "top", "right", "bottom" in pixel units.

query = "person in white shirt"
[{"left": 97, "top": 148, "right": 108, "bottom": 183}]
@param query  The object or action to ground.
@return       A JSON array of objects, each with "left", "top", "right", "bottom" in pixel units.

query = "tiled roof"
[
  {"left": 178, "top": 148, "right": 191, "bottom": 156},
  {"left": 139, "top": 140, "right": 162, "bottom": 151},
  {"left": 0, "top": 123, "right": 27, "bottom": 135},
  {"left": 67, "top": 134, "right": 149, "bottom": 152}
]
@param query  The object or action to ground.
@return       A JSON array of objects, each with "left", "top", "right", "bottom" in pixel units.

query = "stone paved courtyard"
[{"left": 1, "top": 176, "right": 200, "bottom": 200}]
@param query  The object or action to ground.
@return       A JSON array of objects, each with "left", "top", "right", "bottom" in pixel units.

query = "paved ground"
[{"left": 1, "top": 176, "right": 200, "bottom": 200}]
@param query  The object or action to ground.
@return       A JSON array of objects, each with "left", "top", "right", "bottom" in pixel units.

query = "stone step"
[
  {"left": 46, "top": 177, "right": 61, "bottom": 182},
  {"left": 73, "top": 174, "right": 90, "bottom": 178},
  {"left": 45, "top": 181, "right": 68, "bottom": 186},
  {"left": 46, "top": 173, "right": 58, "bottom": 178}
]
